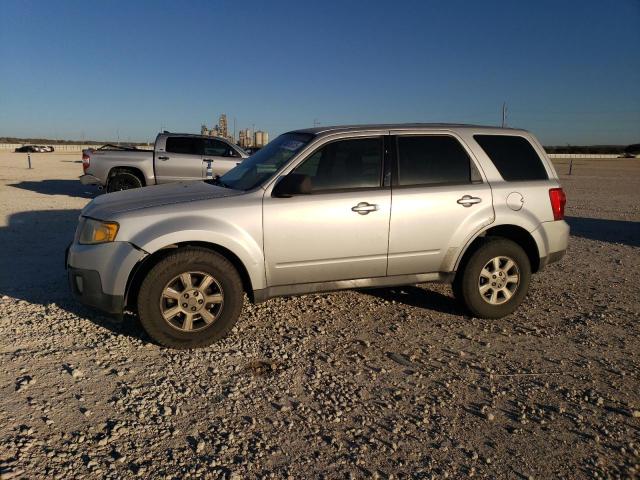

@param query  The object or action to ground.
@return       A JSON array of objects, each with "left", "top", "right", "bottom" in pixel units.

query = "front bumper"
[
  {"left": 66, "top": 241, "right": 147, "bottom": 314},
  {"left": 68, "top": 266, "right": 124, "bottom": 314},
  {"left": 79, "top": 174, "right": 102, "bottom": 185}
]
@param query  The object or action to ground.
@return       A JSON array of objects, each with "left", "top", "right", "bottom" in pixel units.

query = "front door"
[
  {"left": 155, "top": 136, "right": 204, "bottom": 183},
  {"left": 387, "top": 133, "right": 494, "bottom": 275},
  {"left": 263, "top": 136, "right": 391, "bottom": 286},
  {"left": 202, "top": 138, "right": 243, "bottom": 177}
]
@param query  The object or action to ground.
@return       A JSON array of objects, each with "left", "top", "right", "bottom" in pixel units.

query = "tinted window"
[
  {"left": 293, "top": 137, "right": 382, "bottom": 192},
  {"left": 397, "top": 135, "right": 472, "bottom": 186},
  {"left": 204, "top": 138, "right": 237, "bottom": 157},
  {"left": 474, "top": 135, "right": 548, "bottom": 181},
  {"left": 165, "top": 137, "right": 203, "bottom": 155}
]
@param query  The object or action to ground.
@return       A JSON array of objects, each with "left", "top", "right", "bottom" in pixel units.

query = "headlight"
[{"left": 79, "top": 218, "right": 119, "bottom": 244}]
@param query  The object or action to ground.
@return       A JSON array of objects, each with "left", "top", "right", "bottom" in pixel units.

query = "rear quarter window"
[{"left": 474, "top": 135, "right": 548, "bottom": 181}]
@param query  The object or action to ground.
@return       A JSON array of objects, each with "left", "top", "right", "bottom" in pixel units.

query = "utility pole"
[
  {"left": 501, "top": 102, "right": 507, "bottom": 128},
  {"left": 233, "top": 117, "right": 236, "bottom": 142}
]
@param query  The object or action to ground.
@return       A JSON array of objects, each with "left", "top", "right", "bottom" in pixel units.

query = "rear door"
[
  {"left": 155, "top": 136, "right": 204, "bottom": 183},
  {"left": 202, "top": 138, "right": 243, "bottom": 177},
  {"left": 387, "top": 133, "right": 494, "bottom": 275}
]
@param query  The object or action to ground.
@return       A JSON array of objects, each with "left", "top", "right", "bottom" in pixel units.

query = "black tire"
[
  {"left": 453, "top": 238, "right": 531, "bottom": 319},
  {"left": 137, "top": 247, "right": 244, "bottom": 349},
  {"left": 106, "top": 171, "right": 142, "bottom": 192}
]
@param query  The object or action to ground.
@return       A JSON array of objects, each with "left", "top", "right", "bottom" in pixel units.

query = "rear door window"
[
  {"left": 396, "top": 135, "right": 473, "bottom": 186},
  {"left": 474, "top": 135, "right": 548, "bottom": 181},
  {"left": 166, "top": 137, "right": 203, "bottom": 155}
]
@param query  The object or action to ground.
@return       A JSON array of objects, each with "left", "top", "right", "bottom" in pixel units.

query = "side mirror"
[{"left": 272, "top": 173, "right": 312, "bottom": 198}]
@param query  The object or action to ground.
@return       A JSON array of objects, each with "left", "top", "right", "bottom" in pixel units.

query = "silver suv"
[{"left": 66, "top": 124, "right": 569, "bottom": 349}]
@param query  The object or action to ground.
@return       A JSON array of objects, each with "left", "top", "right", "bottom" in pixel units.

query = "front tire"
[
  {"left": 137, "top": 248, "right": 244, "bottom": 349},
  {"left": 453, "top": 238, "right": 531, "bottom": 319}
]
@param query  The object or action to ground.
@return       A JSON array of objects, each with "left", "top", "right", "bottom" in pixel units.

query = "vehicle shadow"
[
  {"left": 8, "top": 179, "right": 99, "bottom": 199},
  {"left": 0, "top": 209, "right": 147, "bottom": 343},
  {"left": 359, "top": 285, "right": 467, "bottom": 316},
  {"left": 566, "top": 216, "right": 640, "bottom": 247}
]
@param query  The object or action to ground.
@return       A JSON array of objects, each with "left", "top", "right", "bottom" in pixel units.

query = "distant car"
[
  {"left": 14, "top": 145, "right": 39, "bottom": 153},
  {"left": 245, "top": 147, "right": 262, "bottom": 155},
  {"left": 43, "top": 146, "right": 55, "bottom": 152}
]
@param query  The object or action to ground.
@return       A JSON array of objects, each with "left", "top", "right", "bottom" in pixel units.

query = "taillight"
[
  {"left": 549, "top": 188, "right": 566, "bottom": 220},
  {"left": 82, "top": 151, "right": 90, "bottom": 173}
]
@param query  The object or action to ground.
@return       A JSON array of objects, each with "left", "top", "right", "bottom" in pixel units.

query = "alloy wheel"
[
  {"left": 478, "top": 256, "right": 520, "bottom": 305},
  {"left": 159, "top": 271, "right": 224, "bottom": 332}
]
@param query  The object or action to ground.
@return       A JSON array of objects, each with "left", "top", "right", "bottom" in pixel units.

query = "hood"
[{"left": 82, "top": 181, "right": 240, "bottom": 219}]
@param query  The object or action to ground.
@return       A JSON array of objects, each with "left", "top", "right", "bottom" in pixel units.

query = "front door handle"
[
  {"left": 351, "top": 202, "right": 378, "bottom": 215},
  {"left": 157, "top": 156, "right": 169, "bottom": 160},
  {"left": 457, "top": 195, "right": 482, "bottom": 207}
]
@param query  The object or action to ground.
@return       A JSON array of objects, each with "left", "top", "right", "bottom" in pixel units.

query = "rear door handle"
[
  {"left": 157, "top": 156, "right": 169, "bottom": 160},
  {"left": 457, "top": 195, "right": 482, "bottom": 207},
  {"left": 351, "top": 202, "right": 378, "bottom": 215}
]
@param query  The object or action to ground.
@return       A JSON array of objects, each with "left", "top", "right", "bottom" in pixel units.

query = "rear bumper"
[
  {"left": 534, "top": 220, "right": 569, "bottom": 269},
  {"left": 79, "top": 174, "right": 102, "bottom": 185},
  {"left": 539, "top": 249, "right": 566, "bottom": 269}
]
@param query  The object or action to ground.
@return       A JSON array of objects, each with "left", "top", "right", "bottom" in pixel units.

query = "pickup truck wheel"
[
  {"left": 453, "top": 238, "right": 531, "bottom": 319},
  {"left": 107, "top": 171, "right": 142, "bottom": 192},
  {"left": 137, "top": 247, "right": 243, "bottom": 349}
]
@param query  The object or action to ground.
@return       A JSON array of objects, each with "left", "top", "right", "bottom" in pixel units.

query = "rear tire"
[
  {"left": 107, "top": 171, "right": 142, "bottom": 192},
  {"left": 137, "top": 247, "right": 244, "bottom": 349},
  {"left": 453, "top": 238, "right": 531, "bottom": 318}
]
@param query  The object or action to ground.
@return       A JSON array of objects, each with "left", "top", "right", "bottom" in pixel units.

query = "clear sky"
[{"left": 1, "top": 0, "right": 639, "bottom": 145}]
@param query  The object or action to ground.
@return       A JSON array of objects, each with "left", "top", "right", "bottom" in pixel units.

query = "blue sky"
[{"left": 1, "top": 0, "right": 638, "bottom": 145}]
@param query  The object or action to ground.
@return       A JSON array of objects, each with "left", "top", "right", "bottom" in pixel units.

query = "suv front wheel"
[
  {"left": 453, "top": 238, "right": 531, "bottom": 319},
  {"left": 137, "top": 247, "right": 244, "bottom": 349}
]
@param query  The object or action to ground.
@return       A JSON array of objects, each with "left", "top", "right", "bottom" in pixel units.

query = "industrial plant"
[{"left": 201, "top": 113, "right": 269, "bottom": 149}]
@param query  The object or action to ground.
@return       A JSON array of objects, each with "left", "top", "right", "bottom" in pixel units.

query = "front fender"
[{"left": 128, "top": 215, "right": 266, "bottom": 290}]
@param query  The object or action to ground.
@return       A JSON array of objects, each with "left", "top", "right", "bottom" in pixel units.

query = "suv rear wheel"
[
  {"left": 137, "top": 247, "right": 244, "bottom": 349},
  {"left": 453, "top": 238, "right": 531, "bottom": 318}
]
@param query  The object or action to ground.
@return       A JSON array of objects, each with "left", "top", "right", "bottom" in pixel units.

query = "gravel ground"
[{"left": 1, "top": 152, "right": 639, "bottom": 479}]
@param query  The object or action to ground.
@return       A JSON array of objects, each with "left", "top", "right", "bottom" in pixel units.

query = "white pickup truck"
[{"left": 81, "top": 132, "right": 249, "bottom": 192}]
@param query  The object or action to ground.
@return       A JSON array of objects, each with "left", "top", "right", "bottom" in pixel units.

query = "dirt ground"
[{"left": 0, "top": 151, "right": 638, "bottom": 479}]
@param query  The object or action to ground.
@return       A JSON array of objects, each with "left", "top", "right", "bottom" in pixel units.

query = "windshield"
[{"left": 217, "top": 132, "right": 314, "bottom": 190}]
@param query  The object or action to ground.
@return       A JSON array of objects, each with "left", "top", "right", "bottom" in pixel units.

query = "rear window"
[
  {"left": 474, "top": 135, "right": 548, "bottom": 181},
  {"left": 166, "top": 137, "right": 203, "bottom": 155}
]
